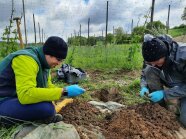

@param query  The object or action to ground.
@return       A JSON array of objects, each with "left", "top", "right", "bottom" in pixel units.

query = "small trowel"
[{"left": 144, "top": 92, "right": 150, "bottom": 100}]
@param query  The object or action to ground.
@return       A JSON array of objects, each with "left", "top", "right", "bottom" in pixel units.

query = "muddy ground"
[
  {"left": 60, "top": 99, "right": 181, "bottom": 139},
  {"left": 58, "top": 70, "right": 184, "bottom": 139}
]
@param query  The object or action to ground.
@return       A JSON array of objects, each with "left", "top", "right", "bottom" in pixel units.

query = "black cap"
[
  {"left": 43, "top": 36, "right": 68, "bottom": 59},
  {"left": 142, "top": 38, "right": 168, "bottom": 62}
]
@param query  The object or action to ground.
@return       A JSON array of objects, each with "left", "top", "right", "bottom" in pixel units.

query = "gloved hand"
[
  {"left": 140, "top": 87, "right": 149, "bottom": 97},
  {"left": 148, "top": 90, "right": 164, "bottom": 102},
  {"left": 66, "top": 85, "right": 85, "bottom": 97}
]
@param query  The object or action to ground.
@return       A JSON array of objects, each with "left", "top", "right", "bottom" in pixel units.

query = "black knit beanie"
[
  {"left": 43, "top": 36, "right": 68, "bottom": 59},
  {"left": 142, "top": 38, "right": 168, "bottom": 62}
]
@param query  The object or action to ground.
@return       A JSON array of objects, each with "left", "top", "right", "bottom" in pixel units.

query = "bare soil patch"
[
  {"left": 59, "top": 99, "right": 181, "bottom": 139},
  {"left": 91, "top": 87, "right": 123, "bottom": 103},
  {"left": 173, "top": 35, "right": 186, "bottom": 43}
]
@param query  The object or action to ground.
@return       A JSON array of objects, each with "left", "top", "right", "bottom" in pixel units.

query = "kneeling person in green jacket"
[{"left": 0, "top": 36, "right": 85, "bottom": 125}]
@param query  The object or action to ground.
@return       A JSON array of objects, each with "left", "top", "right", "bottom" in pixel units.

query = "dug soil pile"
[{"left": 59, "top": 99, "right": 181, "bottom": 139}]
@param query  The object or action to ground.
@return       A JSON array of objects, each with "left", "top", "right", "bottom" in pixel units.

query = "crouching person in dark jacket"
[
  {"left": 139, "top": 34, "right": 186, "bottom": 127},
  {"left": 0, "top": 36, "right": 85, "bottom": 126}
]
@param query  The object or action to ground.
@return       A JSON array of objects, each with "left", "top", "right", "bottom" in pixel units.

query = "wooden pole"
[
  {"left": 80, "top": 24, "right": 81, "bottom": 46},
  {"left": 13, "top": 17, "right": 24, "bottom": 49},
  {"left": 33, "top": 14, "right": 36, "bottom": 44},
  {"left": 166, "top": 5, "right": 170, "bottom": 34},
  {"left": 7, "top": 0, "right": 14, "bottom": 44},
  {"left": 105, "top": 1, "right": 108, "bottom": 46},
  {"left": 74, "top": 30, "right": 76, "bottom": 37},
  {"left": 150, "top": 0, "right": 155, "bottom": 28},
  {"left": 131, "top": 19, "right": 133, "bottom": 33},
  {"left": 113, "top": 26, "right": 115, "bottom": 35},
  {"left": 88, "top": 18, "right": 90, "bottom": 45},
  {"left": 22, "top": 0, "right": 27, "bottom": 45},
  {"left": 38, "top": 22, "right": 41, "bottom": 43},
  {"left": 42, "top": 28, "right": 44, "bottom": 44}
]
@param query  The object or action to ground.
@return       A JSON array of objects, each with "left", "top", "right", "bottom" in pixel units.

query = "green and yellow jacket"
[{"left": 0, "top": 47, "right": 62, "bottom": 104}]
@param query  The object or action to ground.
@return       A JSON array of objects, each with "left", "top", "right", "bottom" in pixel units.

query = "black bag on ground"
[{"left": 57, "top": 64, "right": 86, "bottom": 84}]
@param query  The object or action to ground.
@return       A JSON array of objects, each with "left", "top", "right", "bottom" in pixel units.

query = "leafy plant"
[
  {"left": 127, "top": 43, "right": 140, "bottom": 62},
  {"left": 66, "top": 46, "right": 76, "bottom": 65},
  {"left": 0, "top": 20, "right": 19, "bottom": 57}
]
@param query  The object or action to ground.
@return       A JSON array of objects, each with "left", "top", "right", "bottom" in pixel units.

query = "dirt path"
[{"left": 173, "top": 35, "right": 186, "bottom": 43}]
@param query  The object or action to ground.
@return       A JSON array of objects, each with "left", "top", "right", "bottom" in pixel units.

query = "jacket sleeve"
[
  {"left": 140, "top": 62, "right": 148, "bottom": 88},
  {"left": 12, "top": 55, "right": 62, "bottom": 104},
  {"left": 140, "top": 69, "right": 148, "bottom": 88},
  {"left": 48, "top": 73, "right": 57, "bottom": 88},
  {"left": 164, "top": 63, "right": 186, "bottom": 100}
]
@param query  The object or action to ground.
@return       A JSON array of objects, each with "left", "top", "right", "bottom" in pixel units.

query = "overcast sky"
[{"left": 0, "top": 0, "right": 185, "bottom": 43}]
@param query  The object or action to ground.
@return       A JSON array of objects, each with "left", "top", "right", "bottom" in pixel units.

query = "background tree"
[
  {"left": 182, "top": 7, "right": 186, "bottom": 21},
  {"left": 145, "top": 21, "right": 166, "bottom": 35},
  {"left": 68, "top": 36, "right": 87, "bottom": 46},
  {"left": 146, "top": 21, "right": 166, "bottom": 30},
  {"left": 68, "top": 37, "right": 79, "bottom": 46},
  {"left": 131, "top": 26, "right": 146, "bottom": 42},
  {"left": 88, "top": 36, "right": 97, "bottom": 46},
  {"left": 107, "top": 33, "right": 114, "bottom": 44},
  {"left": 115, "top": 27, "right": 124, "bottom": 44}
]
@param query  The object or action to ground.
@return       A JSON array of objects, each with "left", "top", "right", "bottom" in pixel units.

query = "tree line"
[{"left": 68, "top": 6, "right": 186, "bottom": 47}]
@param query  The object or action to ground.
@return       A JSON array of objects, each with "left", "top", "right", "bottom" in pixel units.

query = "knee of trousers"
[
  {"left": 37, "top": 102, "right": 55, "bottom": 117},
  {"left": 180, "top": 113, "right": 186, "bottom": 127}
]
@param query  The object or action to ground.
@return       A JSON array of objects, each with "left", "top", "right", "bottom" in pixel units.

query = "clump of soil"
[
  {"left": 59, "top": 99, "right": 103, "bottom": 128},
  {"left": 92, "top": 88, "right": 123, "bottom": 103},
  {"left": 59, "top": 100, "right": 181, "bottom": 139},
  {"left": 102, "top": 103, "right": 180, "bottom": 139},
  {"left": 134, "top": 103, "right": 180, "bottom": 133},
  {"left": 102, "top": 109, "right": 172, "bottom": 139}
]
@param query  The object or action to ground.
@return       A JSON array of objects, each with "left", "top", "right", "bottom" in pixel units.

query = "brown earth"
[
  {"left": 91, "top": 87, "right": 123, "bottom": 103},
  {"left": 57, "top": 70, "right": 183, "bottom": 139},
  {"left": 59, "top": 99, "right": 181, "bottom": 139},
  {"left": 87, "top": 69, "right": 140, "bottom": 83},
  {"left": 173, "top": 35, "right": 186, "bottom": 43}
]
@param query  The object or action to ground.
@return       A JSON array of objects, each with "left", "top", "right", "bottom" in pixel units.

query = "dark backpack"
[{"left": 57, "top": 64, "right": 86, "bottom": 84}]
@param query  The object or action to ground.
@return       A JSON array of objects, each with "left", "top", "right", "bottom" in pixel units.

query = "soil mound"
[{"left": 59, "top": 100, "right": 181, "bottom": 139}]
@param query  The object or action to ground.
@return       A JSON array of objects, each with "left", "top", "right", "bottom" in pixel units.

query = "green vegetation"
[
  {"left": 169, "top": 26, "right": 186, "bottom": 37},
  {"left": 0, "top": 10, "right": 185, "bottom": 138},
  {"left": 0, "top": 124, "right": 20, "bottom": 139},
  {"left": 0, "top": 20, "right": 20, "bottom": 57},
  {"left": 68, "top": 20, "right": 170, "bottom": 46},
  {"left": 65, "top": 43, "right": 143, "bottom": 70}
]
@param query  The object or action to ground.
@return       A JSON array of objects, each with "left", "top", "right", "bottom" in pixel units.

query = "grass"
[
  {"left": 0, "top": 124, "right": 21, "bottom": 139},
  {"left": 0, "top": 43, "right": 144, "bottom": 138},
  {"left": 121, "top": 78, "right": 146, "bottom": 105},
  {"left": 65, "top": 43, "right": 143, "bottom": 71},
  {"left": 169, "top": 27, "right": 186, "bottom": 37}
]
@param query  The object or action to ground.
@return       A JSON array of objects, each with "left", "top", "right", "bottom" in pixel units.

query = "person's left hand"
[{"left": 148, "top": 90, "right": 164, "bottom": 102}]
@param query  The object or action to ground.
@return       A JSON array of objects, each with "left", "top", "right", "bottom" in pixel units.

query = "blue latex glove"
[
  {"left": 140, "top": 87, "right": 149, "bottom": 97},
  {"left": 66, "top": 85, "right": 85, "bottom": 97},
  {"left": 148, "top": 90, "right": 164, "bottom": 102}
]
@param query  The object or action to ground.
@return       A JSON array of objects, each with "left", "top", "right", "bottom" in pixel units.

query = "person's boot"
[{"left": 36, "top": 114, "right": 63, "bottom": 124}]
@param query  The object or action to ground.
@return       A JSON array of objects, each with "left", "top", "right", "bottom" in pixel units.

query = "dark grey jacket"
[{"left": 141, "top": 42, "right": 186, "bottom": 100}]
